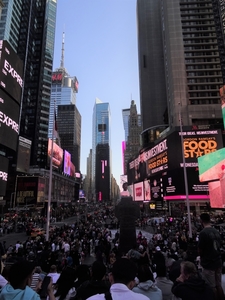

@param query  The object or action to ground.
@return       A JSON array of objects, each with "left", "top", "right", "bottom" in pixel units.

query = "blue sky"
[{"left": 53, "top": 0, "right": 140, "bottom": 185}]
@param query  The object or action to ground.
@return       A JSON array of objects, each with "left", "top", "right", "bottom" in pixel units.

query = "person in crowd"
[
  {"left": 133, "top": 263, "right": 162, "bottom": 300},
  {"left": 0, "top": 260, "right": 55, "bottom": 300},
  {"left": 155, "top": 264, "right": 173, "bottom": 300},
  {"left": 30, "top": 266, "right": 44, "bottom": 291},
  {"left": 54, "top": 266, "right": 77, "bottom": 300},
  {"left": 127, "top": 244, "right": 147, "bottom": 262},
  {"left": 47, "top": 265, "right": 60, "bottom": 285},
  {"left": 198, "top": 213, "right": 224, "bottom": 300},
  {"left": 75, "top": 260, "right": 110, "bottom": 300},
  {"left": 171, "top": 261, "right": 215, "bottom": 300},
  {"left": 86, "top": 257, "right": 149, "bottom": 300}
]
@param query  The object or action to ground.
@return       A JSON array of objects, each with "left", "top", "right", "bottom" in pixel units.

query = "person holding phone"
[{"left": 0, "top": 261, "right": 55, "bottom": 300}]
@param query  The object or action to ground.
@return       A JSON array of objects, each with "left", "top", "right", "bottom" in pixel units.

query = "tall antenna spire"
[{"left": 60, "top": 32, "right": 65, "bottom": 69}]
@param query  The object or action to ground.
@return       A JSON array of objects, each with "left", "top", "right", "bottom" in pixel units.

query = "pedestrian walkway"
[{"left": 83, "top": 227, "right": 153, "bottom": 265}]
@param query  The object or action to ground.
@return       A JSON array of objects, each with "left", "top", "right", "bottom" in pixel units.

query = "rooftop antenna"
[{"left": 60, "top": 31, "right": 65, "bottom": 69}]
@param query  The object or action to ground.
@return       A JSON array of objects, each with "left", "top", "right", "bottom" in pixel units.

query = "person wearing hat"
[{"left": 87, "top": 258, "right": 149, "bottom": 300}]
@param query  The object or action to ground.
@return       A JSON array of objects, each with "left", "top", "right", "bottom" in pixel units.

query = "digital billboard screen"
[
  {"left": 63, "top": 150, "right": 71, "bottom": 175},
  {"left": 48, "top": 139, "right": 63, "bottom": 169},
  {"left": 0, "top": 156, "right": 8, "bottom": 196},
  {"left": 16, "top": 136, "right": 32, "bottom": 173},
  {"left": 70, "top": 162, "right": 75, "bottom": 178},
  {"left": 16, "top": 176, "right": 39, "bottom": 205},
  {"left": 0, "top": 40, "right": 24, "bottom": 104},
  {"left": 134, "top": 182, "right": 144, "bottom": 201},
  {"left": 127, "top": 129, "right": 223, "bottom": 184},
  {"left": 0, "top": 89, "right": 20, "bottom": 151}
]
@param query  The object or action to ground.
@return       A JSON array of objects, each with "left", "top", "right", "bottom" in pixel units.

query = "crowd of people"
[{"left": 0, "top": 210, "right": 224, "bottom": 299}]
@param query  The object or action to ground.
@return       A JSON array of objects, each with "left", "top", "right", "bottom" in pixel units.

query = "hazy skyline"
[{"left": 53, "top": 0, "right": 140, "bottom": 184}]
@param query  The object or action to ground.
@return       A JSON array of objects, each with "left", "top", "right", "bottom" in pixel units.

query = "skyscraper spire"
[{"left": 60, "top": 31, "right": 65, "bottom": 69}]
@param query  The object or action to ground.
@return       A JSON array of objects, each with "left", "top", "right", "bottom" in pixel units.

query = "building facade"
[
  {"left": 123, "top": 100, "right": 142, "bottom": 175},
  {"left": 137, "top": 0, "right": 168, "bottom": 131},
  {"left": 92, "top": 98, "right": 111, "bottom": 201},
  {"left": 57, "top": 104, "right": 81, "bottom": 171}
]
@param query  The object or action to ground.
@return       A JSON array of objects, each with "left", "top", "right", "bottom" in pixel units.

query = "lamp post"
[{"left": 178, "top": 102, "right": 192, "bottom": 239}]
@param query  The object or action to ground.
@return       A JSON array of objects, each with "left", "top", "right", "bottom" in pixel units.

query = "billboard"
[
  {"left": 198, "top": 148, "right": 225, "bottom": 182},
  {"left": 208, "top": 181, "right": 225, "bottom": 209},
  {"left": 51, "top": 71, "right": 64, "bottom": 84},
  {"left": 16, "top": 176, "right": 37, "bottom": 205},
  {"left": 144, "top": 180, "right": 151, "bottom": 201},
  {"left": 0, "top": 40, "right": 24, "bottom": 104},
  {"left": 70, "top": 161, "right": 75, "bottom": 178},
  {"left": 134, "top": 182, "right": 144, "bottom": 201},
  {"left": 63, "top": 150, "right": 71, "bottom": 175},
  {"left": 48, "top": 139, "right": 63, "bottom": 169},
  {"left": 74, "top": 76, "right": 79, "bottom": 92},
  {"left": 16, "top": 136, "right": 32, "bottom": 173},
  {"left": 220, "top": 85, "right": 225, "bottom": 129},
  {"left": 0, "top": 156, "right": 8, "bottom": 196},
  {"left": 0, "top": 89, "right": 20, "bottom": 151},
  {"left": 128, "top": 129, "right": 223, "bottom": 183}
]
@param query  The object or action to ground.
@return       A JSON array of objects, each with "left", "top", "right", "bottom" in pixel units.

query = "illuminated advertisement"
[
  {"left": 0, "top": 89, "right": 20, "bottom": 151},
  {"left": 120, "top": 175, "right": 128, "bottom": 192},
  {"left": 134, "top": 182, "right": 144, "bottom": 201},
  {"left": 63, "top": 150, "right": 71, "bottom": 175},
  {"left": 51, "top": 71, "right": 64, "bottom": 84},
  {"left": 16, "top": 136, "right": 32, "bottom": 173},
  {"left": 144, "top": 180, "right": 151, "bottom": 201},
  {"left": 70, "top": 162, "right": 75, "bottom": 178},
  {"left": 0, "top": 156, "right": 8, "bottom": 196},
  {"left": 48, "top": 139, "right": 63, "bottom": 169},
  {"left": 16, "top": 176, "right": 39, "bottom": 205},
  {"left": 208, "top": 180, "right": 225, "bottom": 209},
  {"left": 74, "top": 76, "right": 79, "bottom": 92},
  {"left": 220, "top": 85, "right": 225, "bottom": 129},
  {"left": 128, "top": 129, "right": 223, "bottom": 183},
  {"left": 0, "top": 40, "right": 24, "bottom": 104},
  {"left": 198, "top": 148, "right": 225, "bottom": 182}
]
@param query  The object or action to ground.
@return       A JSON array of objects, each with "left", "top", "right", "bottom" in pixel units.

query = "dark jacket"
[
  {"left": 172, "top": 276, "right": 215, "bottom": 300},
  {"left": 75, "top": 280, "right": 110, "bottom": 300}
]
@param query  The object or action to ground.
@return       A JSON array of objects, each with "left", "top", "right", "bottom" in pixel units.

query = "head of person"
[
  {"left": 200, "top": 213, "right": 210, "bottom": 226},
  {"left": 109, "top": 253, "right": 116, "bottom": 265},
  {"left": 91, "top": 261, "right": 106, "bottom": 280},
  {"left": 50, "top": 265, "right": 57, "bottom": 273},
  {"left": 110, "top": 258, "right": 137, "bottom": 289},
  {"left": 122, "top": 182, "right": 128, "bottom": 191},
  {"left": 137, "top": 264, "right": 154, "bottom": 283},
  {"left": 180, "top": 261, "right": 197, "bottom": 281},
  {"left": 9, "top": 261, "right": 35, "bottom": 290},
  {"left": 55, "top": 266, "right": 77, "bottom": 300}
]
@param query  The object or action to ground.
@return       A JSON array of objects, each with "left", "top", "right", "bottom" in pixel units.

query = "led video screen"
[{"left": 0, "top": 156, "right": 8, "bottom": 196}]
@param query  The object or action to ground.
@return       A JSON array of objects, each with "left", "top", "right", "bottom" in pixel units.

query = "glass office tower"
[{"left": 92, "top": 98, "right": 111, "bottom": 201}]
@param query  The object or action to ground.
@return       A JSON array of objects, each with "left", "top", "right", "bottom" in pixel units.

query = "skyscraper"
[
  {"left": 122, "top": 100, "right": 142, "bottom": 175},
  {"left": 48, "top": 32, "right": 79, "bottom": 138},
  {"left": 92, "top": 98, "right": 111, "bottom": 201},
  {"left": 57, "top": 104, "right": 81, "bottom": 171},
  {"left": 18, "top": 0, "right": 57, "bottom": 168},
  {"left": 0, "top": 0, "right": 57, "bottom": 202},
  {"left": 137, "top": 0, "right": 224, "bottom": 134},
  {"left": 137, "top": 0, "right": 167, "bottom": 131}
]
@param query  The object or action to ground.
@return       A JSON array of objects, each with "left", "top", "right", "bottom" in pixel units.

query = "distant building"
[
  {"left": 57, "top": 104, "right": 81, "bottom": 171},
  {"left": 123, "top": 100, "right": 142, "bottom": 174},
  {"left": 92, "top": 98, "right": 111, "bottom": 201}
]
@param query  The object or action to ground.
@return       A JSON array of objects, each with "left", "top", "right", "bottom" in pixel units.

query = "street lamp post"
[{"left": 178, "top": 102, "right": 192, "bottom": 239}]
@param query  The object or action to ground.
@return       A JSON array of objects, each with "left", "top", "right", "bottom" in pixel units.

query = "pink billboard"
[{"left": 64, "top": 150, "right": 71, "bottom": 175}]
